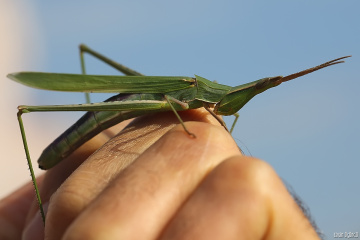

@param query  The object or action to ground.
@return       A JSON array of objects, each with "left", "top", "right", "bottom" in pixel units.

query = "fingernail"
[{"left": 22, "top": 202, "right": 48, "bottom": 240}]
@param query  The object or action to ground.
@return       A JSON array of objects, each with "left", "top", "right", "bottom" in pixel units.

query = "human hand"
[{"left": 1, "top": 109, "right": 321, "bottom": 239}]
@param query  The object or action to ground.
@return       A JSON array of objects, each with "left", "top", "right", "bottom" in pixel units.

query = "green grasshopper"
[{"left": 8, "top": 44, "right": 350, "bottom": 223}]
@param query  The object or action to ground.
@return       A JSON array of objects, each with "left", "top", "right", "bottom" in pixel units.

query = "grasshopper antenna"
[{"left": 281, "top": 56, "right": 351, "bottom": 83}]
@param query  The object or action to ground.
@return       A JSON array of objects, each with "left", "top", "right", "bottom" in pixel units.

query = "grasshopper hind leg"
[
  {"left": 17, "top": 110, "right": 46, "bottom": 224},
  {"left": 79, "top": 44, "right": 145, "bottom": 103}
]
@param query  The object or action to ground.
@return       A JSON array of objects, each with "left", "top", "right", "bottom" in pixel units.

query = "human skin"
[{"left": 0, "top": 109, "right": 321, "bottom": 239}]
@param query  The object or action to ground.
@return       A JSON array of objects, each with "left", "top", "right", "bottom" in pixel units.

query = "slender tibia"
[
  {"left": 17, "top": 110, "right": 46, "bottom": 224},
  {"left": 164, "top": 95, "right": 195, "bottom": 138},
  {"left": 203, "top": 103, "right": 229, "bottom": 132},
  {"left": 230, "top": 113, "right": 239, "bottom": 134},
  {"left": 79, "top": 44, "right": 144, "bottom": 76}
]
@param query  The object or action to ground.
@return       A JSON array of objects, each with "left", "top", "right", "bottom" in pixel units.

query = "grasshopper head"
[{"left": 214, "top": 76, "right": 283, "bottom": 115}]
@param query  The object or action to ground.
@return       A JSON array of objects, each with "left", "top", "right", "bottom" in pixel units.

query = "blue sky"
[{"left": 3, "top": 0, "right": 359, "bottom": 237}]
